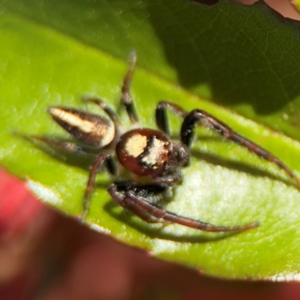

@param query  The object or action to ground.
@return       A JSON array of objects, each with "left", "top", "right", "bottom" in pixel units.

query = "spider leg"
[
  {"left": 181, "top": 109, "right": 300, "bottom": 188},
  {"left": 20, "top": 133, "right": 115, "bottom": 220},
  {"left": 19, "top": 134, "right": 91, "bottom": 155},
  {"left": 81, "top": 96, "right": 121, "bottom": 125},
  {"left": 81, "top": 153, "right": 111, "bottom": 220},
  {"left": 108, "top": 182, "right": 258, "bottom": 232},
  {"left": 120, "top": 51, "right": 139, "bottom": 124},
  {"left": 113, "top": 193, "right": 161, "bottom": 224},
  {"left": 82, "top": 53, "right": 139, "bottom": 125},
  {"left": 155, "top": 101, "right": 187, "bottom": 135},
  {"left": 108, "top": 182, "right": 167, "bottom": 223}
]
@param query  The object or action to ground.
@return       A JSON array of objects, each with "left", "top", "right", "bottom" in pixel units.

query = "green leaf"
[
  {"left": 292, "top": 0, "right": 300, "bottom": 13},
  {"left": 1, "top": 0, "right": 300, "bottom": 280}
]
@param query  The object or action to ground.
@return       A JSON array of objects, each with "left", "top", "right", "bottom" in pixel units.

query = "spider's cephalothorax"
[
  {"left": 37, "top": 52, "right": 300, "bottom": 233},
  {"left": 116, "top": 128, "right": 189, "bottom": 179}
]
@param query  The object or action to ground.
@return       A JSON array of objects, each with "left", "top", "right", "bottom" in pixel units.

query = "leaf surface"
[{"left": 1, "top": 0, "right": 300, "bottom": 280}]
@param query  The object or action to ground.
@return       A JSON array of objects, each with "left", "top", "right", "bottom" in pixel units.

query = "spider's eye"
[{"left": 116, "top": 128, "right": 171, "bottom": 176}]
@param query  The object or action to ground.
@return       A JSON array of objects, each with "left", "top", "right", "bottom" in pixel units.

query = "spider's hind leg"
[
  {"left": 81, "top": 152, "right": 113, "bottom": 221},
  {"left": 81, "top": 96, "right": 120, "bottom": 125},
  {"left": 120, "top": 51, "right": 139, "bottom": 124},
  {"left": 20, "top": 134, "right": 91, "bottom": 156}
]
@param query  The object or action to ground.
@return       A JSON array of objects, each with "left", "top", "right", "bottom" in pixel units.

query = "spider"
[{"left": 36, "top": 52, "right": 300, "bottom": 233}]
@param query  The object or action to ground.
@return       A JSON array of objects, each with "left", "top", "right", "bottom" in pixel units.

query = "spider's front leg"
[
  {"left": 108, "top": 181, "right": 167, "bottom": 223},
  {"left": 155, "top": 101, "right": 187, "bottom": 135},
  {"left": 155, "top": 101, "right": 300, "bottom": 188},
  {"left": 181, "top": 109, "right": 300, "bottom": 189},
  {"left": 108, "top": 182, "right": 258, "bottom": 232}
]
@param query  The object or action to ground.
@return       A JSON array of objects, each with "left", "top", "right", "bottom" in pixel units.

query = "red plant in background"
[{"left": 1, "top": 168, "right": 300, "bottom": 300}]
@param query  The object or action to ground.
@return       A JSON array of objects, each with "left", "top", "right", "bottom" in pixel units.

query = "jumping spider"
[{"left": 36, "top": 52, "right": 300, "bottom": 233}]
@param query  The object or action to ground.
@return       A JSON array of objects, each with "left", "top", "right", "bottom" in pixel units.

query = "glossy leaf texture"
[{"left": 1, "top": 0, "right": 300, "bottom": 280}]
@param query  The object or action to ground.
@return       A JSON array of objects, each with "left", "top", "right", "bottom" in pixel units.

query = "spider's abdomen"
[
  {"left": 48, "top": 107, "right": 115, "bottom": 148},
  {"left": 116, "top": 128, "right": 171, "bottom": 176}
]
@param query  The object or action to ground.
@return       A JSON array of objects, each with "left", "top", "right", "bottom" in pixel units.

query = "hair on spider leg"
[{"left": 35, "top": 52, "right": 300, "bottom": 234}]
